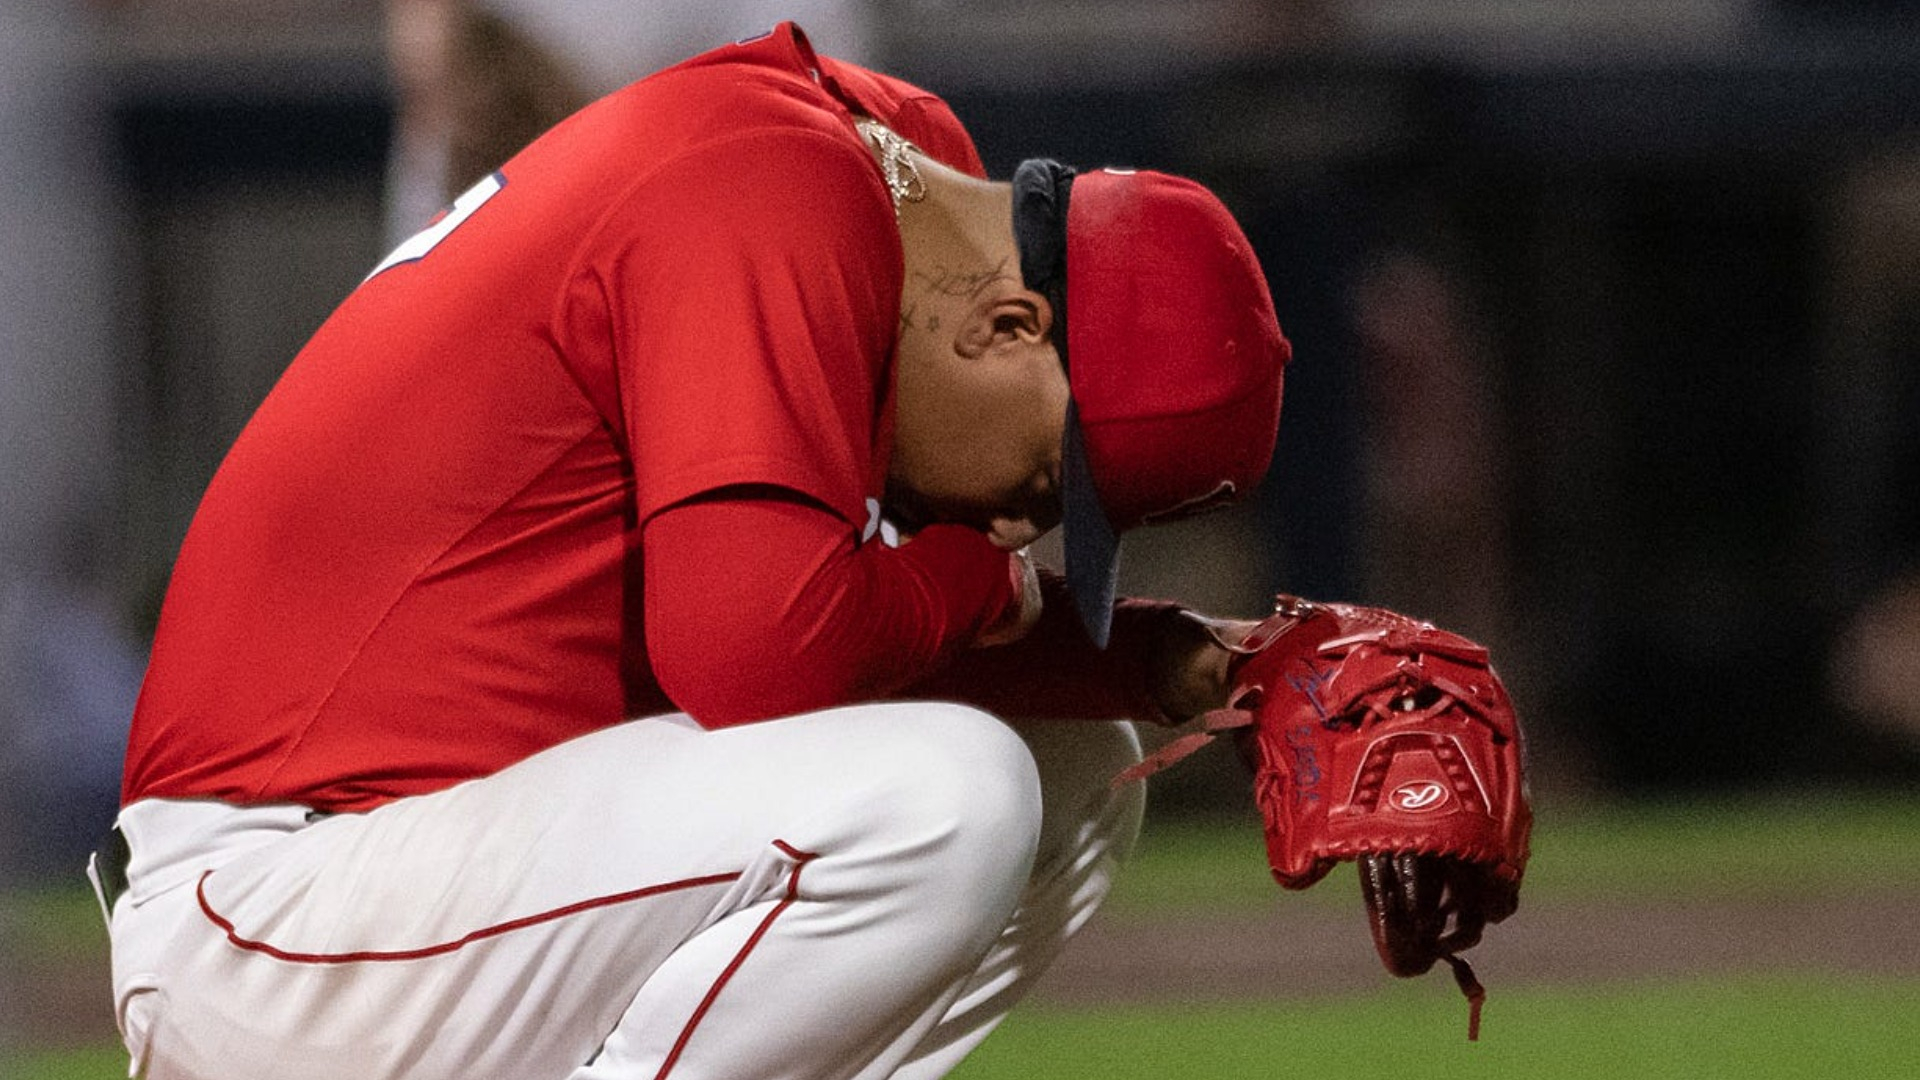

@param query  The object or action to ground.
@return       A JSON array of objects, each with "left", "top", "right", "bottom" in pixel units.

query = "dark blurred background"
[{"left": 4, "top": 0, "right": 1919, "bottom": 883}]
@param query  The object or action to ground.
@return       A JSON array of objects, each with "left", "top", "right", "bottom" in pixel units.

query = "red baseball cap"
[{"left": 1016, "top": 163, "right": 1290, "bottom": 646}]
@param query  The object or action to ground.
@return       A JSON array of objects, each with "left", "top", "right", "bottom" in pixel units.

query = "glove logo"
[{"left": 1390, "top": 781, "right": 1450, "bottom": 813}]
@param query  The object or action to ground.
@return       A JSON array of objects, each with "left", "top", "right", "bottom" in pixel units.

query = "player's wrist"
[
  {"left": 1143, "top": 606, "right": 1236, "bottom": 724},
  {"left": 973, "top": 548, "right": 1041, "bottom": 648},
  {"left": 894, "top": 523, "right": 1041, "bottom": 649}
]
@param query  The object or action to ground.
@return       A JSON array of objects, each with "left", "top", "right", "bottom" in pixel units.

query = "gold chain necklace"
[{"left": 854, "top": 118, "right": 926, "bottom": 220}]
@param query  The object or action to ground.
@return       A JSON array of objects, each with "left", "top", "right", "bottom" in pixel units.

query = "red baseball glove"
[{"left": 1120, "top": 595, "right": 1532, "bottom": 1038}]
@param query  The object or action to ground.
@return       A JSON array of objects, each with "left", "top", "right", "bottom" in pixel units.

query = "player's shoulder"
[
  {"left": 640, "top": 21, "right": 985, "bottom": 179},
  {"left": 623, "top": 23, "right": 852, "bottom": 133},
  {"left": 489, "top": 26, "right": 866, "bottom": 220}
]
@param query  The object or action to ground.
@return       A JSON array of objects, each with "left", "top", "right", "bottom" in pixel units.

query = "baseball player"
[{"left": 94, "top": 23, "right": 1290, "bottom": 1080}]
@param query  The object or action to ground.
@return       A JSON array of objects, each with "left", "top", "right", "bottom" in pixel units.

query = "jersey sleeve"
[
  {"left": 642, "top": 489, "right": 1021, "bottom": 726},
  {"left": 899, "top": 570, "right": 1187, "bottom": 723},
  {"left": 573, "top": 126, "right": 902, "bottom": 529}
]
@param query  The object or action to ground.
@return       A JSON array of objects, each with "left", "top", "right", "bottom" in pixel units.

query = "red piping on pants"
[
  {"left": 195, "top": 869, "right": 744, "bottom": 964},
  {"left": 656, "top": 839, "right": 820, "bottom": 1079}
]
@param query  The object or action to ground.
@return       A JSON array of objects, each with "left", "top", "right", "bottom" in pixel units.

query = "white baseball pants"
[{"left": 102, "top": 703, "right": 1144, "bottom": 1079}]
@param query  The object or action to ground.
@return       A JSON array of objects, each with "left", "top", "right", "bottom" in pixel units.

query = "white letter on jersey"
[
  {"left": 862, "top": 498, "right": 902, "bottom": 548},
  {"left": 364, "top": 172, "right": 506, "bottom": 282}
]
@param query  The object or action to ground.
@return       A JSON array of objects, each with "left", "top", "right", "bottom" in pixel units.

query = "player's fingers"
[{"left": 986, "top": 516, "right": 1046, "bottom": 551}]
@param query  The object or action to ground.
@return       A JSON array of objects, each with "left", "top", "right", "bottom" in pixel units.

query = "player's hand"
[
  {"left": 985, "top": 515, "right": 1049, "bottom": 552},
  {"left": 1145, "top": 609, "right": 1261, "bottom": 722}
]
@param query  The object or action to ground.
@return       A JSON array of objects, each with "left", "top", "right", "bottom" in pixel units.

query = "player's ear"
[{"left": 955, "top": 288, "right": 1053, "bottom": 359}]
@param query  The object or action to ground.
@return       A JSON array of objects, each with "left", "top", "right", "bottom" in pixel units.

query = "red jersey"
[{"left": 122, "top": 26, "right": 1028, "bottom": 811}]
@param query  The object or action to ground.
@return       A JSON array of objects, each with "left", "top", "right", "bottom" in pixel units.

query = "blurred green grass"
[
  {"left": 952, "top": 975, "right": 1918, "bottom": 1080},
  {"left": 12, "top": 976, "right": 1912, "bottom": 1080},
  {"left": 0, "top": 1047, "right": 124, "bottom": 1080}
]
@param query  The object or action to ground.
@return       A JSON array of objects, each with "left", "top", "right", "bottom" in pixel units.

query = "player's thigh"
[
  {"left": 201, "top": 700, "right": 1049, "bottom": 966},
  {"left": 458, "top": 701, "right": 1047, "bottom": 876},
  {"left": 150, "top": 702, "right": 1045, "bottom": 1076}
]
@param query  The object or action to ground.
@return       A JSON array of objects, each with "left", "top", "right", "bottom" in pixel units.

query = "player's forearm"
[
  {"left": 642, "top": 490, "right": 1018, "bottom": 726},
  {"left": 898, "top": 569, "right": 1189, "bottom": 723}
]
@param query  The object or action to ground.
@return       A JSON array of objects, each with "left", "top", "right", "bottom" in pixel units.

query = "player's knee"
[
  {"left": 868, "top": 702, "right": 1044, "bottom": 893},
  {"left": 908, "top": 701, "right": 1043, "bottom": 837}
]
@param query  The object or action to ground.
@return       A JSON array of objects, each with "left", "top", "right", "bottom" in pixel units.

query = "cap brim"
[{"left": 1061, "top": 402, "right": 1120, "bottom": 648}]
